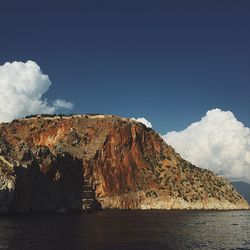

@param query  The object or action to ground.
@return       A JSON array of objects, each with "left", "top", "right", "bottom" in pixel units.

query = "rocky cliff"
[{"left": 0, "top": 114, "right": 249, "bottom": 213}]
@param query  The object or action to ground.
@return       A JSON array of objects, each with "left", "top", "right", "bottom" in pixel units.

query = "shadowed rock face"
[
  {"left": 0, "top": 114, "right": 249, "bottom": 213},
  {"left": 0, "top": 151, "right": 84, "bottom": 213}
]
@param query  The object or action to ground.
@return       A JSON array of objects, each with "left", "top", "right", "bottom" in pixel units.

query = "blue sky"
[{"left": 0, "top": 0, "right": 249, "bottom": 134}]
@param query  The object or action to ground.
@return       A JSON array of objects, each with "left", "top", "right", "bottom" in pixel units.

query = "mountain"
[
  {"left": 0, "top": 114, "right": 249, "bottom": 213},
  {"left": 232, "top": 182, "right": 250, "bottom": 204}
]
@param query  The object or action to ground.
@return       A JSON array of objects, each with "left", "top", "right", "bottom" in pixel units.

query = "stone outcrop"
[{"left": 0, "top": 114, "right": 249, "bottom": 213}]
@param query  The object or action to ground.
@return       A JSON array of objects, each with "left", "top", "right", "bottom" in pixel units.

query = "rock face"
[{"left": 0, "top": 114, "right": 249, "bottom": 213}]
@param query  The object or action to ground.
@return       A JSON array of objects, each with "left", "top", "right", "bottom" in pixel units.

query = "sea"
[{"left": 0, "top": 210, "right": 249, "bottom": 250}]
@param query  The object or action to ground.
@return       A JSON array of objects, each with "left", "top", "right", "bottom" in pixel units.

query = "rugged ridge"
[{"left": 0, "top": 114, "right": 249, "bottom": 213}]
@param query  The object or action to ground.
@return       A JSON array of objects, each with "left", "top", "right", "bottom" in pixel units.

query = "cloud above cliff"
[
  {"left": 162, "top": 108, "right": 250, "bottom": 183},
  {"left": 131, "top": 117, "right": 152, "bottom": 128},
  {"left": 0, "top": 60, "right": 73, "bottom": 122},
  {"left": 52, "top": 99, "right": 74, "bottom": 109}
]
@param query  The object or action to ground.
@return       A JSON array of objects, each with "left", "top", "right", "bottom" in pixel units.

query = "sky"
[
  {"left": 0, "top": 0, "right": 249, "bottom": 132},
  {"left": 0, "top": 0, "right": 249, "bottom": 182}
]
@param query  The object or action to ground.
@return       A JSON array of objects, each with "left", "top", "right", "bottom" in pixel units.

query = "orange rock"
[{"left": 0, "top": 114, "right": 249, "bottom": 212}]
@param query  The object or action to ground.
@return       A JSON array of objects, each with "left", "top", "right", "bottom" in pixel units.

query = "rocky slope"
[{"left": 0, "top": 114, "right": 249, "bottom": 213}]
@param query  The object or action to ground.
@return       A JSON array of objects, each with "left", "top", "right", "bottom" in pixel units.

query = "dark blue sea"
[{"left": 0, "top": 210, "right": 249, "bottom": 250}]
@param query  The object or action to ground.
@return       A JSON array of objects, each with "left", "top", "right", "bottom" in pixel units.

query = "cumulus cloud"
[
  {"left": 131, "top": 117, "right": 152, "bottom": 128},
  {"left": 162, "top": 108, "right": 250, "bottom": 183},
  {"left": 0, "top": 60, "right": 73, "bottom": 122}
]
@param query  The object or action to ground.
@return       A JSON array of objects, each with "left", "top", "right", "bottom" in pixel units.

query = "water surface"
[{"left": 0, "top": 210, "right": 249, "bottom": 249}]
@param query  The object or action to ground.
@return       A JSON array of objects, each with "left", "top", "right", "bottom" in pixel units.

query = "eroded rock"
[{"left": 0, "top": 114, "right": 248, "bottom": 213}]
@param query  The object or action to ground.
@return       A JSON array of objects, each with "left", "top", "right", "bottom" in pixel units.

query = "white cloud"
[
  {"left": 0, "top": 60, "right": 73, "bottom": 122},
  {"left": 131, "top": 117, "right": 152, "bottom": 128},
  {"left": 52, "top": 99, "right": 74, "bottom": 109},
  {"left": 162, "top": 108, "right": 250, "bottom": 183}
]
